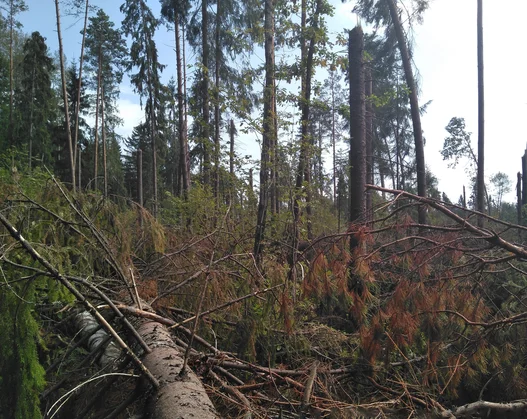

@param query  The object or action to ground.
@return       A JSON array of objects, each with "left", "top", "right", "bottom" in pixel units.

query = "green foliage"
[
  {"left": 0, "top": 268, "right": 45, "bottom": 419},
  {"left": 441, "top": 116, "right": 476, "bottom": 170}
]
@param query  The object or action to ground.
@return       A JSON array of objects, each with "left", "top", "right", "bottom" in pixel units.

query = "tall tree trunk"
[
  {"left": 28, "top": 63, "right": 35, "bottom": 169},
  {"left": 137, "top": 148, "right": 143, "bottom": 206},
  {"left": 202, "top": 0, "right": 211, "bottom": 186},
  {"left": 386, "top": 0, "right": 426, "bottom": 223},
  {"left": 365, "top": 65, "right": 373, "bottom": 222},
  {"left": 54, "top": 0, "right": 76, "bottom": 191},
  {"left": 331, "top": 71, "right": 337, "bottom": 208},
  {"left": 8, "top": 0, "right": 14, "bottom": 148},
  {"left": 294, "top": 0, "right": 322, "bottom": 242},
  {"left": 253, "top": 0, "right": 275, "bottom": 265},
  {"left": 140, "top": 2, "right": 158, "bottom": 218},
  {"left": 74, "top": 0, "right": 89, "bottom": 177},
  {"left": 101, "top": 84, "right": 107, "bottom": 198},
  {"left": 477, "top": 0, "right": 485, "bottom": 224},
  {"left": 348, "top": 26, "right": 366, "bottom": 225},
  {"left": 517, "top": 172, "right": 522, "bottom": 225},
  {"left": 213, "top": 0, "right": 221, "bottom": 202},
  {"left": 227, "top": 119, "right": 235, "bottom": 207},
  {"left": 94, "top": 53, "right": 101, "bottom": 191},
  {"left": 175, "top": 18, "right": 190, "bottom": 197}
]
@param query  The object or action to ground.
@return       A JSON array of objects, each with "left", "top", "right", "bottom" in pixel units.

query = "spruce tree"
[
  {"left": 85, "top": 8, "right": 127, "bottom": 196},
  {"left": 17, "top": 31, "right": 54, "bottom": 168}
]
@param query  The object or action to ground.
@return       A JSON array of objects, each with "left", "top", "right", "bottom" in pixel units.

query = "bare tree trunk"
[
  {"left": 29, "top": 64, "right": 35, "bottom": 168},
  {"left": 331, "top": 71, "right": 337, "bottom": 208},
  {"left": 8, "top": 0, "right": 14, "bottom": 148},
  {"left": 227, "top": 119, "right": 235, "bottom": 207},
  {"left": 477, "top": 0, "right": 485, "bottom": 224},
  {"left": 348, "top": 26, "right": 366, "bottom": 226},
  {"left": 294, "top": 0, "right": 323, "bottom": 242},
  {"left": 175, "top": 18, "right": 190, "bottom": 197},
  {"left": 253, "top": 0, "right": 275, "bottom": 265},
  {"left": 101, "top": 84, "right": 107, "bottom": 198},
  {"left": 202, "top": 0, "right": 211, "bottom": 186},
  {"left": 94, "top": 53, "right": 101, "bottom": 191},
  {"left": 137, "top": 149, "right": 143, "bottom": 206},
  {"left": 139, "top": 3, "right": 158, "bottom": 218},
  {"left": 517, "top": 172, "right": 522, "bottom": 225},
  {"left": 214, "top": 0, "right": 221, "bottom": 203},
  {"left": 74, "top": 0, "right": 89, "bottom": 177},
  {"left": 365, "top": 65, "right": 373, "bottom": 222},
  {"left": 54, "top": 0, "right": 76, "bottom": 191},
  {"left": 386, "top": 0, "right": 426, "bottom": 223}
]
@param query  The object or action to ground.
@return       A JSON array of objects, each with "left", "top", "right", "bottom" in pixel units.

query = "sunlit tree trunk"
[
  {"left": 74, "top": 0, "right": 89, "bottom": 180},
  {"left": 54, "top": 0, "right": 76, "bottom": 191},
  {"left": 175, "top": 18, "right": 190, "bottom": 196}
]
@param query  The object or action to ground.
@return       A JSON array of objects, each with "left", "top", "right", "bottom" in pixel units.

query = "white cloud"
[{"left": 116, "top": 99, "right": 144, "bottom": 140}]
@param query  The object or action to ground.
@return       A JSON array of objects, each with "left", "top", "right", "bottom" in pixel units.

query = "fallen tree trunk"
[
  {"left": 440, "top": 399, "right": 527, "bottom": 419},
  {"left": 136, "top": 316, "right": 219, "bottom": 419}
]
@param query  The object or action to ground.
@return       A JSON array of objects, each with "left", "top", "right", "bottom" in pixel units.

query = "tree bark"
[
  {"left": 477, "top": 0, "right": 485, "bottom": 224},
  {"left": 74, "top": 0, "right": 89, "bottom": 177},
  {"left": 348, "top": 26, "right": 366, "bottom": 226},
  {"left": 214, "top": 0, "right": 221, "bottom": 203},
  {"left": 253, "top": 0, "right": 275, "bottom": 265},
  {"left": 54, "top": 0, "right": 76, "bottom": 191},
  {"left": 294, "top": 0, "right": 323, "bottom": 242},
  {"left": 8, "top": 0, "right": 14, "bottom": 148},
  {"left": 136, "top": 318, "right": 219, "bottom": 419},
  {"left": 386, "top": 0, "right": 426, "bottom": 224},
  {"left": 175, "top": 17, "right": 190, "bottom": 197},
  {"left": 365, "top": 65, "right": 374, "bottom": 222},
  {"left": 202, "top": 0, "right": 211, "bottom": 186},
  {"left": 101, "top": 83, "right": 107, "bottom": 197},
  {"left": 94, "top": 52, "right": 101, "bottom": 191},
  {"left": 137, "top": 148, "right": 143, "bottom": 206}
]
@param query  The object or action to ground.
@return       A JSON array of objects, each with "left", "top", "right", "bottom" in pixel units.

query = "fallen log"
[{"left": 136, "top": 315, "right": 219, "bottom": 419}]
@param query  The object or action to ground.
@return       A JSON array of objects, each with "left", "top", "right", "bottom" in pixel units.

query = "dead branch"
[
  {"left": 209, "top": 369, "right": 253, "bottom": 419},
  {"left": 440, "top": 399, "right": 527, "bottom": 418}
]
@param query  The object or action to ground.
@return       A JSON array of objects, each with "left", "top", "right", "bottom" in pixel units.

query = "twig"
[
  {"left": 129, "top": 268, "right": 142, "bottom": 310},
  {"left": 209, "top": 369, "right": 253, "bottom": 419},
  {"left": 299, "top": 361, "right": 319, "bottom": 418}
]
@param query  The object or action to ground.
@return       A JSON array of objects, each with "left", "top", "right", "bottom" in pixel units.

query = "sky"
[{"left": 15, "top": 0, "right": 527, "bottom": 204}]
